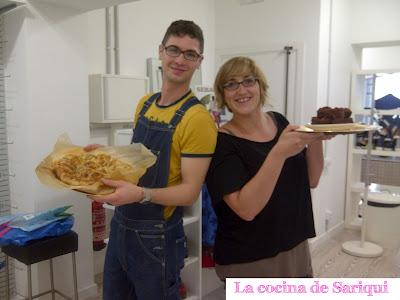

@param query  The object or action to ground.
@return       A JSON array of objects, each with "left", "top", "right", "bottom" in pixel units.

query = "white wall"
[
  {"left": 215, "top": 0, "right": 321, "bottom": 124},
  {"left": 313, "top": 0, "right": 352, "bottom": 236},
  {"left": 350, "top": 0, "right": 400, "bottom": 44},
  {"left": 88, "top": 0, "right": 216, "bottom": 86},
  {"left": 5, "top": 3, "right": 96, "bottom": 298}
]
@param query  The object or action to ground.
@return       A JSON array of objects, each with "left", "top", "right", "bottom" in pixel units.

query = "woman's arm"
[
  {"left": 223, "top": 126, "right": 322, "bottom": 221},
  {"left": 306, "top": 140, "right": 324, "bottom": 188}
]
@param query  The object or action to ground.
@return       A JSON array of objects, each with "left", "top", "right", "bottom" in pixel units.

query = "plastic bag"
[
  {"left": 6, "top": 206, "right": 72, "bottom": 232},
  {"left": 35, "top": 133, "right": 156, "bottom": 195},
  {"left": 0, "top": 216, "right": 74, "bottom": 247}
]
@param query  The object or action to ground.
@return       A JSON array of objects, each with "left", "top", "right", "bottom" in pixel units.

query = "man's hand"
[
  {"left": 88, "top": 179, "right": 144, "bottom": 206},
  {"left": 83, "top": 144, "right": 104, "bottom": 152}
]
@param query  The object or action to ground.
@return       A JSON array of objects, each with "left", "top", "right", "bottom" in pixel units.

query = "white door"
[{"left": 216, "top": 44, "right": 302, "bottom": 123}]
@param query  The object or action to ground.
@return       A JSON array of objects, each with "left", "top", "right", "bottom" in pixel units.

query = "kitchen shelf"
[
  {"left": 350, "top": 182, "right": 365, "bottom": 193},
  {"left": 351, "top": 69, "right": 400, "bottom": 75},
  {"left": 353, "top": 108, "right": 400, "bottom": 116},
  {"left": 183, "top": 215, "right": 199, "bottom": 226},
  {"left": 345, "top": 69, "right": 400, "bottom": 229},
  {"left": 103, "top": 203, "right": 115, "bottom": 210},
  {"left": 184, "top": 256, "right": 199, "bottom": 267},
  {"left": 352, "top": 148, "right": 400, "bottom": 157}
]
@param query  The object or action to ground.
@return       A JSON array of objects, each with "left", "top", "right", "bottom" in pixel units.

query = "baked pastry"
[
  {"left": 311, "top": 106, "right": 353, "bottom": 124},
  {"left": 53, "top": 152, "right": 130, "bottom": 187}
]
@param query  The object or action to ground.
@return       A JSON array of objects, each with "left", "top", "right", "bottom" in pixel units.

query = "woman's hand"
[
  {"left": 87, "top": 179, "right": 144, "bottom": 206},
  {"left": 308, "top": 133, "right": 336, "bottom": 145},
  {"left": 272, "top": 125, "right": 323, "bottom": 159}
]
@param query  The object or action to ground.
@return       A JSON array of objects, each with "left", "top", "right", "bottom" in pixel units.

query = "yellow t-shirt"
[{"left": 134, "top": 91, "right": 217, "bottom": 219}]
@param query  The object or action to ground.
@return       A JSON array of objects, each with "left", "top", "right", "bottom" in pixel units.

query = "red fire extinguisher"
[{"left": 92, "top": 201, "right": 107, "bottom": 251}]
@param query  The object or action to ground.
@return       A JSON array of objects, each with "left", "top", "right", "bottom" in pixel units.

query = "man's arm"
[
  {"left": 149, "top": 157, "right": 211, "bottom": 206},
  {"left": 89, "top": 157, "right": 211, "bottom": 206}
]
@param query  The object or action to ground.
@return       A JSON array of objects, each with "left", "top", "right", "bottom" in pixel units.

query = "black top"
[{"left": 206, "top": 112, "right": 316, "bottom": 265}]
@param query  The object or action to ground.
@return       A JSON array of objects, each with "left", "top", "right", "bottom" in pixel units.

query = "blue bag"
[
  {"left": 0, "top": 206, "right": 74, "bottom": 246},
  {"left": 0, "top": 216, "right": 74, "bottom": 247}
]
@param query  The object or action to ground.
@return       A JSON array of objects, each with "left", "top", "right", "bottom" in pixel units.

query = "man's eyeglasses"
[
  {"left": 162, "top": 45, "right": 202, "bottom": 62},
  {"left": 223, "top": 77, "right": 258, "bottom": 91}
]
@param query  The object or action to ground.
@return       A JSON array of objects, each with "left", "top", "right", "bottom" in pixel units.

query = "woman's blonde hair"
[{"left": 214, "top": 56, "right": 269, "bottom": 110}]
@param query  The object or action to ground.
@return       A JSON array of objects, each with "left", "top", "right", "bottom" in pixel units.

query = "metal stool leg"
[
  {"left": 27, "top": 265, "right": 32, "bottom": 300},
  {"left": 72, "top": 252, "right": 79, "bottom": 300},
  {"left": 50, "top": 258, "right": 55, "bottom": 300},
  {"left": 5, "top": 255, "right": 10, "bottom": 300}
]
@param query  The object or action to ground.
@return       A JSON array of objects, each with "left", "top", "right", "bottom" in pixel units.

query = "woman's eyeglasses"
[
  {"left": 162, "top": 45, "right": 202, "bottom": 62},
  {"left": 223, "top": 77, "right": 258, "bottom": 91}
]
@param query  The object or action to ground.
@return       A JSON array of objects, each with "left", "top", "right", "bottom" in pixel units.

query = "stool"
[{"left": 2, "top": 230, "right": 79, "bottom": 300}]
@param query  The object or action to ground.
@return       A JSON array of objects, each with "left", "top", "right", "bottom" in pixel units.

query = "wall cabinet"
[{"left": 89, "top": 74, "right": 149, "bottom": 123}]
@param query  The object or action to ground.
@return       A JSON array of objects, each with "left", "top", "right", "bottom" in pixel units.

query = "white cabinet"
[
  {"left": 89, "top": 74, "right": 149, "bottom": 123},
  {"left": 345, "top": 70, "right": 400, "bottom": 229}
]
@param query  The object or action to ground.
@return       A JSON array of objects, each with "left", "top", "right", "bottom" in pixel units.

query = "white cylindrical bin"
[{"left": 365, "top": 192, "right": 400, "bottom": 248}]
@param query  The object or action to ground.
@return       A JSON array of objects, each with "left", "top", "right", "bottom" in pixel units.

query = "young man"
[{"left": 88, "top": 20, "right": 217, "bottom": 299}]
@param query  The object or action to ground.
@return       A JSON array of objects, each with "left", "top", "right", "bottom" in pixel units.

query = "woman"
[{"left": 206, "top": 56, "right": 330, "bottom": 279}]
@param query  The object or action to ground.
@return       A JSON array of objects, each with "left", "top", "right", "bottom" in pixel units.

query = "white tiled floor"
[{"left": 203, "top": 286, "right": 225, "bottom": 300}]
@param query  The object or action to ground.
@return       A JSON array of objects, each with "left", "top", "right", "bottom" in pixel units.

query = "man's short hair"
[{"left": 162, "top": 20, "right": 204, "bottom": 53}]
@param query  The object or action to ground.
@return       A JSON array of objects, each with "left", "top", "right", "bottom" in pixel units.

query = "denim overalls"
[{"left": 103, "top": 92, "right": 200, "bottom": 300}]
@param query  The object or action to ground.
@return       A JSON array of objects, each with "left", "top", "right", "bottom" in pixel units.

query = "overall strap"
[
  {"left": 138, "top": 93, "right": 160, "bottom": 117},
  {"left": 169, "top": 97, "right": 201, "bottom": 128}
]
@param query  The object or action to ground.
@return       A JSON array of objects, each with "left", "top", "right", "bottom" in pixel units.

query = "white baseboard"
[
  {"left": 79, "top": 283, "right": 99, "bottom": 299},
  {"left": 309, "top": 221, "right": 344, "bottom": 252}
]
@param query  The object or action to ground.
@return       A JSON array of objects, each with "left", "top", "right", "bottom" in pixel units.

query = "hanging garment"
[{"left": 201, "top": 185, "right": 217, "bottom": 268}]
